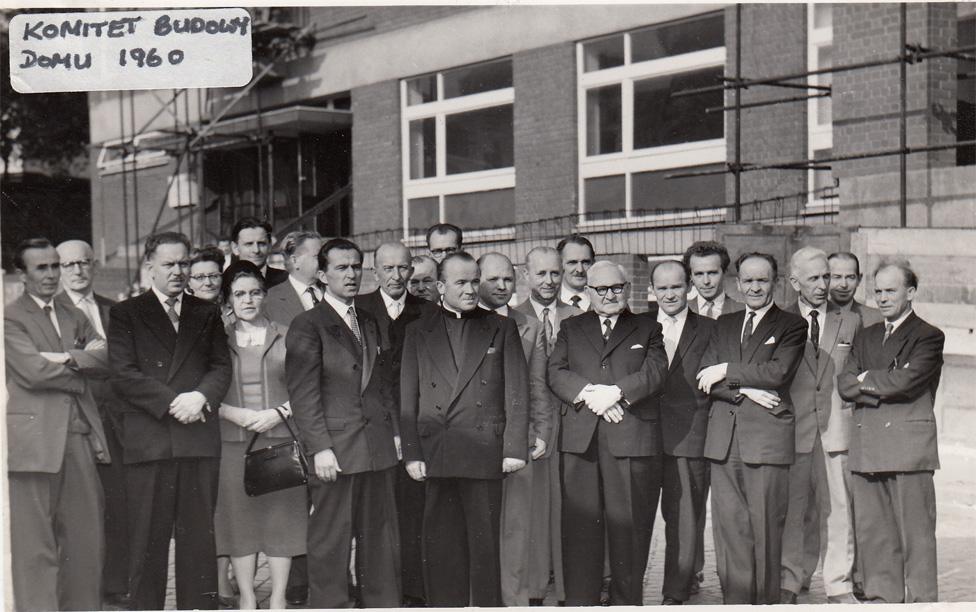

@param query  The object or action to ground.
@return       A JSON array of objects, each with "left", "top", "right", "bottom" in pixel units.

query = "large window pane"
[
  {"left": 445, "top": 105, "right": 514, "bottom": 174},
  {"left": 586, "top": 85, "right": 622, "bottom": 155},
  {"left": 813, "top": 4, "right": 833, "bottom": 29},
  {"left": 583, "top": 34, "right": 624, "bottom": 72},
  {"left": 631, "top": 164, "right": 724, "bottom": 212},
  {"left": 584, "top": 175, "right": 625, "bottom": 219},
  {"left": 408, "top": 197, "right": 439, "bottom": 231},
  {"left": 409, "top": 118, "right": 436, "bottom": 179},
  {"left": 631, "top": 13, "right": 724, "bottom": 63},
  {"left": 407, "top": 74, "right": 437, "bottom": 105},
  {"left": 633, "top": 66, "right": 723, "bottom": 149},
  {"left": 443, "top": 59, "right": 512, "bottom": 99},
  {"left": 817, "top": 46, "right": 833, "bottom": 126},
  {"left": 444, "top": 189, "right": 514, "bottom": 227}
]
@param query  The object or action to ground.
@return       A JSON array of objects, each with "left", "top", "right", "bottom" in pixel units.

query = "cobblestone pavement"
[{"left": 159, "top": 443, "right": 976, "bottom": 608}]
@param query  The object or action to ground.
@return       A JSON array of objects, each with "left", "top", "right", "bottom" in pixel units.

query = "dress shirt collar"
[
  {"left": 380, "top": 289, "right": 407, "bottom": 317},
  {"left": 29, "top": 293, "right": 54, "bottom": 309},
  {"left": 480, "top": 303, "right": 509, "bottom": 318},
  {"left": 529, "top": 297, "right": 557, "bottom": 321},
  {"left": 561, "top": 285, "right": 589, "bottom": 311},
  {"left": 697, "top": 291, "right": 727, "bottom": 314},
  {"left": 288, "top": 273, "right": 317, "bottom": 297},
  {"left": 63, "top": 287, "right": 94, "bottom": 307},
  {"left": 321, "top": 290, "right": 354, "bottom": 319},
  {"left": 657, "top": 305, "right": 688, "bottom": 326},
  {"left": 885, "top": 307, "right": 913, "bottom": 333},
  {"left": 743, "top": 300, "right": 775, "bottom": 330},
  {"left": 598, "top": 313, "right": 620, "bottom": 329},
  {"left": 151, "top": 285, "right": 182, "bottom": 312},
  {"left": 798, "top": 300, "right": 827, "bottom": 320}
]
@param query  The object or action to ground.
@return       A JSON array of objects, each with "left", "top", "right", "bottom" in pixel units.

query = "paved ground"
[{"left": 159, "top": 442, "right": 976, "bottom": 608}]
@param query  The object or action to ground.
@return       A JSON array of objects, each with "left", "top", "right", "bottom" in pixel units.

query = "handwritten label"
[{"left": 9, "top": 9, "right": 253, "bottom": 93}]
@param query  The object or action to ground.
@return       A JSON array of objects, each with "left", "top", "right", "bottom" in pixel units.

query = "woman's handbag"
[{"left": 243, "top": 406, "right": 310, "bottom": 497}]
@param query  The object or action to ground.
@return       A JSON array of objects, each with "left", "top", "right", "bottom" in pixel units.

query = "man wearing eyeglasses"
[
  {"left": 55, "top": 239, "right": 130, "bottom": 607},
  {"left": 548, "top": 261, "right": 668, "bottom": 605},
  {"left": 425, "top": 223, "right": 463, "bottom": 265}
]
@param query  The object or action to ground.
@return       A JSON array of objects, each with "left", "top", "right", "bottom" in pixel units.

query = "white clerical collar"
[
  {"left": 657, "top": 306, "right": 688, "bottom": 325},
  {"left": 443, "top": 302, "right": 465, "bottom": 319},
  {"left": 886, "top": 308, "right": 913, "bottom": 333},
  {"left": 322, "top": 290, "right": 354, "bottom": 318}
]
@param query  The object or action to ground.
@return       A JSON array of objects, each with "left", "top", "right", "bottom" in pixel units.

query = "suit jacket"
[
  {"left": 286, "top": 300, "right": 399, "bottom": 474},
  {"left": 265, "top": 277, "right": 309, "bottom": 328},
  {"left": 837, "top": 312, "right": 944, "bottom": 473},
  {"left": 701, "top": 304, "right": 807, "bottom": 465},
  {"left": 548, "top": 310, "right": 668, "bottom": 458},
  {"left": 689, "top": 293, "right": 744, "bottom": 318},
  {"left": 5, "top": 294, "right": 111, "bottom": 472},
  {"left": 786, "top": 304, "right": 861, "bottom": 454},
  {"left": 108, "top": 291, "right": 232, "bottom": 464},
  {"left": 505, "top": 307, "right": 553, "bottom": 449},
  {"left": 849, "top": 300, "right": 883, "bottom": 329},
  {"left": 654, "top": 310, "right": 716, "bottom": 458},
  {"left": 400, "top": 307, "right": 529, "bottom": 479}
]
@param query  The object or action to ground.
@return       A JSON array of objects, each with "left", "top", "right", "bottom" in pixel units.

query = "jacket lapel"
[
  {"left": 168, "top": 297, "right": 208, "bottom": 382},
  {"left": 672, "top": 311, "right": 699, "bottom": 373},
  {"left": 317, "top": 301, "right": 364, "bottom": 363},
  {"left": 422, "top": 311, "right": 458, "bottom": 384},
  {"left": 451, "top": 314, "right": 498, "bottom": 404},
  {"left": 360, "top": 316, "right": 378, "bottom": 393},
  {"left": 882, "top": 311, "right": 918, "bottom": 365},
  {"left": 602, "top": 310, "right": 638, "bottom": 358},
  {"left": 816, "top": 308, "right": 843, "bottom": 382},
  {"left": 23, "top": 296, "right": 63, "bottom": 352},
  {"left": 137, "top": 292, "right": 178, "bottom": 354},
  {"left": 743, "top": 305, "right": 780, "bottom": 362},
  {"left": 579, "top": 312, "right": 605, "bottom": 356}
]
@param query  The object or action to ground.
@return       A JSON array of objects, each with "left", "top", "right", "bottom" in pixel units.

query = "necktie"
[
  {"left": 165, "top": 296, "right": 180, "bottom": 331},
  {"left": 305, "top": 286, "right": 320, "bottom": 306},
  {"left": 542, "top": 307, "right": 554, "bottom": 356},
  {"left": 347, "top": 306, "right": 363, "bottom": 347},
  {"left": 664, "top": 317, "right": 678, "bottom": 365},
  {"left": 741, "top": 311, "right": 755, "bottom": 346},
  {"left": 42, "top": 304, "right": 61, "bottom": 339},
  {"left": 78, "top": 296, "right": 105, "bottom": 338},
  {"left": 390, "top": 301, "right": 402, "bottom": 321},
  {"left": 570, "top": 295, "right": 582, "bottom": 310},
  {"left": 883, "top": 322, "right": 894, "bottom": 345},
  {"left": 809, "top": 310, "right": 821, "bottom": 356},
  {"left": 602, "top": 318, "right": 612, "bottom": 343},
  {"left": 704, "top": 300, "right": 715, "bottom": 320}
]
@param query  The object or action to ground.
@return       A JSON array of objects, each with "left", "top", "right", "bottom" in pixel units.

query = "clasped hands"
[
  {"left": 170, "top": 390, "right": 209, "bottom": 424},
  {"left": 577, "top": 384, "right": 625, "bottom": 423}
]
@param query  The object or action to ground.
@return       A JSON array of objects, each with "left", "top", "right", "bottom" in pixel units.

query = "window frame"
[
  {"left": 807, "top": 3, "right": 835, "bottom": 211},
  {"left": 576, "top": 14, "right": 727, "bottom": 226},
  {"left": 399, "top": 59, "right": 516, "bottom": 239}
]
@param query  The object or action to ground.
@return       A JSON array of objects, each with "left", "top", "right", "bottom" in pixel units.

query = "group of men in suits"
[{"left": 5, "top": 223, "right": 946, "bottom": 610}]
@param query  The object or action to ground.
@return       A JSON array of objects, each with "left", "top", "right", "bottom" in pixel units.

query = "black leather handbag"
[{"left": 243, "top": 407, "right": 309, "bottom": 497}]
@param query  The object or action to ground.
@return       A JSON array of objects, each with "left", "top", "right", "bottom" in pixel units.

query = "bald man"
[
  {"left": 55, "top": 239, "right": 129, "bottom": 605},
  {"left": 356, "top": 242, "right": 435, "bottom": 604},
  {"left": 548, "top": 261, "right": 668, "bottom": 605}
]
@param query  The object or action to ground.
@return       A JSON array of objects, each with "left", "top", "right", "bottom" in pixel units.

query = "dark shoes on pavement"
[
  {"left": 286, "top": 585, "right": 309, "bottom": 607},
  {"left": 781, "top": 589, "right": 798, "bottom": 604}
]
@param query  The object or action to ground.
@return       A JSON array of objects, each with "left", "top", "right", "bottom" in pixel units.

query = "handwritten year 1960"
[{"left": 119, "top": 48, "right": 185, "bottom": 68}]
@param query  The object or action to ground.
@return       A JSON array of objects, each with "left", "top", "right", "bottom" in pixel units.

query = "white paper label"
[{"left": 8, "top": 8, "right": 253, "bottom": 93}]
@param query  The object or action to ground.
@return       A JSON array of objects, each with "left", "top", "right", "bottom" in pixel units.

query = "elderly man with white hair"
[
  {"left": 548, "top": 260, "right": 668, "bottom": 605},
  {"left": 779, "top": 247, "right": 862, "bottom": 604}
]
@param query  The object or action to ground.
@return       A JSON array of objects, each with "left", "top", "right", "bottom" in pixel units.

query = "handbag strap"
[{"left": 245, "top": 406, "right": 305, "bottom": 454}]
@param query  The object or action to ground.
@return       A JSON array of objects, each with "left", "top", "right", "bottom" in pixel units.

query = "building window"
[
  {"left": 577, "top": 11, "right": 726, "bottom": 221},
  {"left": 401, "top": 58, "right": 515, "bottom": 235},
  {"left": 807, "top": 3, "right": 835, "bottom": 208}
]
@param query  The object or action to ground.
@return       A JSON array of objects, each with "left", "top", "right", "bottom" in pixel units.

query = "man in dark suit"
[
  {"left": 407, "top": 255, "right": 439, "bottom": 303},
  {"left": 648, "top": 260, "right": 717, "bottom": 605},
  {"left": 684, "top": 240, "right": 744, "bottom": 320},
  {"left": 261, "top": 229, "right": 322, "bottom": 605},
  {"left": 696, "top": 252, "right": 807, "bottom": 605},
  {"left": 513, "top": 245, "right": 575, "bottom": 604},
  {"left": 400, "top": 252, "right": 529, "bottom": 606},
  {"left": 780, "top": 247, "right": 861, "bottom": 604},
  {"left": 286, "top": 238, "right": 402, "bottom": 608},
  {"left": 837, "top": 261, "right": 944, "bottom": 603},
  {"left": 6, "top": 238, "right": 112, "bottom": 611},
  {"left": 356, "top": 241, "right": 435, "bottom": 606},
  {"left": 108, "top": 232, "right": 232, "bottom": 610},
  {"left": 828, "top": 251, "right": 883, "bottom": 328},
  {"left": 557, "top": 234, "right": 595, "bottom": 312},
  {"left": 231, "top": 216, "right": 289, "bottom": 287},
  {"left": 476, "top": 252, "right": 553, "bottom": 606},
  {"left": 55, "top": 239, "right": 129, "bottom": 606},
  {"left": 548, "top": 260, "right": 668, "bottom": 605}
]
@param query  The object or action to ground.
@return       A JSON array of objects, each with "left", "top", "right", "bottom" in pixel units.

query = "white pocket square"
[
  {"left": 487, "top": 347, "right": 497, "bottom": 354},
  {"left": 763, "top": 336, "right": 776, "bottom": 345},
  {"left": 630, "top": 344, "right": 644, "bottom": 349}
]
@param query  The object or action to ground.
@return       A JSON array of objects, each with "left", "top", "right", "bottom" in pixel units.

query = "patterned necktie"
[
  {"left": 305, "top": 286, "right": 320, "bottom": 306},
  {"left": 602, "top": 318, "right": 612, "bottom": 343},
  {"left": 704, "top": 300, "right": 715, "bottom": 320},
  {"left": 664, "top": 316, "right": 678, "bottom": 365},
  {"left": 883, "top": 322, "right": 894, "bottom": 345},
  {"left": 347, "top": 306, "right": 363, "bottom": 347},
  {"left": 42, "top": 304, "right": 61, "bottom": 339},
  {"left": 571, "top": 295, "right": 582, "bottom": 310},
  {"left": 741, "top": 311, "right": 755, "bottom": 346},
  {"left": 542, "top": 307, "right": 554, "bottom": 356},
  {"left": 165, "top": 296, "right": 180, "bottom": 331},
  {"left": 809, "top": 309, "right": 821, "bottom": 356},
  {"left": 81, "top": 296, "right": 105, "bottom": 338}
]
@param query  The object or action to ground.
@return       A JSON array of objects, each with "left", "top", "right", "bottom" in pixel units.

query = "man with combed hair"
[
  {"left": 828, "top": 252, "right": 883, "bottom": 328},
  {"left": 557, "top": 235, "right": 595, "bottom": 312},
  {"left": 838, "top": 261, "right": 944, "bottom": 603},
  {"left": 7, "top": 238, "right": 112, "bottom": 611},
  {"left": 425, "top": 223, "right": 463, "bottom": 264},
  {"left": 55, "top": 239, "right": 129, "bottom": 606},
  {"left": 408, "top": 255, "right": 439, "bottom": 302},
  {"left": 696, "top": 252, "right": 807, "bottom": 605},
  {"left": 780, "top": 247, "right": 861, "bottom": 604},
  {"left": 649, "top": 259, "right": 717, "bottom": 605},
  {"left": 400, "top": 251, "right": 529, "bottom": 606},
  {"left": 683, "top": 240, "right": 744, "bottom": 320},
  {"left": 231, "top": 216, "right": 288, "bottom": 287},
  {"left": 548, "top": 260, "right": 668, "bottom": 605}
]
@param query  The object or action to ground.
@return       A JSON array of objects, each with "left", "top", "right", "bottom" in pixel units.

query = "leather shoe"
[
  {"left": 286, "top": 585, "right": 309, "bottom": 606},
  {"left": 103, "top": 593, "right": 131, "bottom": 609},
  {"left": 662, "top": 597, "right": 683, "bottom": 605},
  {"left": 827, "top": 593, "right": 861, "bottom": 604},
  {"left": 216, "top": 595, "right": 237, "bottom": 609},
  {"left": 781, "top": 589, "right": 798, "bottom": 604}
]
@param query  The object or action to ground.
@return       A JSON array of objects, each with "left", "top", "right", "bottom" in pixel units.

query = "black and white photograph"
[{"left": 1, "top": 2, "right": 975, "bottom": 609}]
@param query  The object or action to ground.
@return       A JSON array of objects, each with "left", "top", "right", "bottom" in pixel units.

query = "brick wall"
[
  {"left": 351, "top": 80, "right": 402, "bottom": 234},
  {"left": 513, "top": 42, "right": 578, "bottom": 228},
  {"left": 725, "top": 4, "right": 808, "bottom": 219}
]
